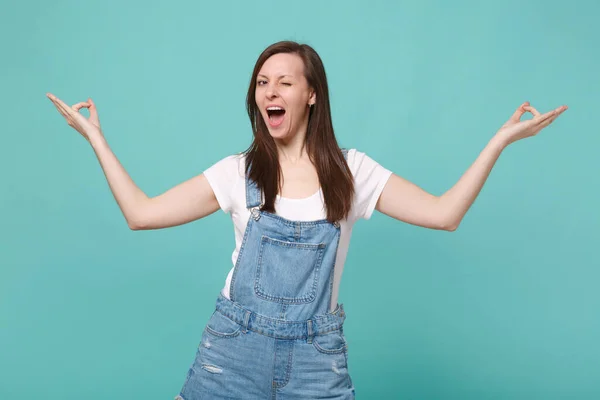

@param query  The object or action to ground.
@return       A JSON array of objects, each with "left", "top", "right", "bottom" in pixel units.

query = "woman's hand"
[
  {"left": 47, "top": 93, "right": 104, "bottom": 144},
  {"left": 495, "top": 101, "right": 568, "bottom": 148}
]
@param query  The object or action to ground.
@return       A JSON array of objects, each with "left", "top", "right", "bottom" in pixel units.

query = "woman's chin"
[
  {"left": 267, "top": 126, "right": 292, "bottom": 140},
  {"left": 270, "top": 133, "right": 290, "bottom": 142}
]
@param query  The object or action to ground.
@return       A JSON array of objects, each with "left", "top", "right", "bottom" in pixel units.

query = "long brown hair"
[{"left": 244, "top": 41, "right": 354, "bottom": 222}]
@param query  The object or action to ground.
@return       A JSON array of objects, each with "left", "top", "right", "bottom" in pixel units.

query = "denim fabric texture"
[{"left": 176, "top": 149, "right": 355, "bottom": 399}]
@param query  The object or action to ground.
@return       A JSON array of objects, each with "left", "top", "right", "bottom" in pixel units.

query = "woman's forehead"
[{"left": 259, "top": 53, "right": 304, "bottom": 77}]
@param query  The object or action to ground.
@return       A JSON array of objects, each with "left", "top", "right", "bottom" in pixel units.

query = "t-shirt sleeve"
[
  {"left": 349, "top": 149, "right": 393, "bottom": 220},
  {"left": 202, "top": 154, "right": 243, "bottom": 214}
]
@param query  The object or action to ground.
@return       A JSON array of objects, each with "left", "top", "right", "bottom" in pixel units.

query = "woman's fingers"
[
  {"left": 48, "top": 94, "right": 75, "bottom": 121},
  {"left": 539, "top": 110, "right": 557, "bottom": 123},
  {"left": 47, "top": 93, "right": 71, "bottom": 113},
  {"left": 51, "top": 100, "right": 70, "bottom": 120},
  {"left": 47, "top": 93, "right": 84, "bottom": 118},
  {"left": 522, "top": 105, "right": 541, "bottom": 117},
  {"left": 47, "top": 93, "right": 96, "bottom": 127},
  {"left": 541, "top": 106, "right": 567, "bottom": 127},
  {"left": 51, "top": 100, "right": 66, "bottom": 116},
  {"left": 87, "top": 97, "right": 100, "bottom": 124},
  {"left": 538, "top": 105, "right": 567, "bottom": 125},
  {"left": 520, "top": 104, "right": 567, "bottom": 132},
  {"left": 508, "top": 101, "right": 530, "bottom": 122},
  {"left": 71, "top": 101, "right": 91, "bottom": 112}
]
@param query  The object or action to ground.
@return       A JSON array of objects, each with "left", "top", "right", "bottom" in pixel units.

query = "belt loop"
[
  {"left": 306, "top": 319, "right": 314, "bottom": 344},
  {"left": 242, "top": 310, "right": 251, "bottom": 334}
]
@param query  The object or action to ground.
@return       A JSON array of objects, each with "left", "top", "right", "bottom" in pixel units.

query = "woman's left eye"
[{"left": 282, "top": 83, "right": 291, "bottom": 86}]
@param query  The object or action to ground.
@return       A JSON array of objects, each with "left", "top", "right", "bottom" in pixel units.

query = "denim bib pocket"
[{"left": 254, "top": 235, "right": 325, "bottom": 304}]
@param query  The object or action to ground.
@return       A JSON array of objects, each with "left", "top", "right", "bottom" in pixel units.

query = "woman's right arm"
[
  {"left": 91, "top": 137, "right": 220, "bottom": 230},
  {"left": 47, "top": 93, "right": 220, "bottom": 231}
]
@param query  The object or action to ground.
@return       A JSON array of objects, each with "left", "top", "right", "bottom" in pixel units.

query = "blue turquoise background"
[{"left": 1, "top": 0, "right": 598, "bottom": 398}]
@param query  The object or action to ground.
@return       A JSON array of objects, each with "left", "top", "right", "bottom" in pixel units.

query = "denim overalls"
[{"left": 176, "top": 149, "right": 355, "bottom": 399}]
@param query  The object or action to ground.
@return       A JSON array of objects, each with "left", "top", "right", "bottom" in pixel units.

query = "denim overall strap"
[{"left": 245, "top": 173, "right": 262, "bottom": 209}]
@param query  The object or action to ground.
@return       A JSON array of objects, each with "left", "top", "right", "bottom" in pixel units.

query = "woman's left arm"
[{"left": 375, "top": 102, "right": 568, "bottom": 231}]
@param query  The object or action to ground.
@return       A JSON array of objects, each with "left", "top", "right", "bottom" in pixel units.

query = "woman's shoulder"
[
  {"left": 344, "top": 147, "right": 392, "bottom": 184},
  {"left": 344, "top": 148, "right": 378, "bottom": 172},
  {"left": 204, "top": 151, "right": 247, "bottom": 179},
  {"left": 343, "top": 148, "right": 373, "bottom": 159}
]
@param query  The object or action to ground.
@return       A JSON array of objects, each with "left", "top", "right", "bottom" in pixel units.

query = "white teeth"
[{"left": 267, "top": 106, "right": 284, "bottom": 111}]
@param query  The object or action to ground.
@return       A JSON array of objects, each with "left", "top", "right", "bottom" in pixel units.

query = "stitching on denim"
[
  {"left": 312, "top": 334, "right": 346, "bottom": 354},
  {"left": 204, "top": 310, "right": 243, "bottom": 338},
  {"left": 344, "top": 349, "right": 354, "bottom": 390},
  {"left": 327, "top": 229, "right": 342, "bottom": 311},
  {"left": 274, "top": 341, "right": 294, "bottom": 388},
  {"left": 259, "top": 208, "right": 332, "bottom": 226},
  {"left": 217, "top": 309, "right": 343, "bottom": 339},
  {"left": 228, "top": 215, "right": 253, "bottom": 302},
  {"left": 205, "top": 324, "right": 241, "bottom": 338},
  {"left": 221, "top": 300, "right": 342, "bottom": 324},
  {"left": 254, "top": 235, "right": 325, "bottom": 304},
  {"left": 261, "top": 235, "right": 326, "bottom": 249}
]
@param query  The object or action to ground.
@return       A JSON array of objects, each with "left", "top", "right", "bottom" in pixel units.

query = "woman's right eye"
[{"left": 257, "top": 80, "right": 267, "bottom": 86}]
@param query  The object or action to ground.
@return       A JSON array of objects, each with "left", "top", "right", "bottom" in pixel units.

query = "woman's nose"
[{"left": 266, "top": 84, "right": 278, "bottom": 98}]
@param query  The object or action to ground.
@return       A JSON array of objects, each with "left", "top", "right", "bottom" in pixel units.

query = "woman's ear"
[{"left": 308, "top": 90, "right": 316, "bottom": 107}]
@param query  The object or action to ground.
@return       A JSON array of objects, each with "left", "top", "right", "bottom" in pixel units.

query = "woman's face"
[{"left": 255, "top": 53, "right": 315, "bottom": 141}]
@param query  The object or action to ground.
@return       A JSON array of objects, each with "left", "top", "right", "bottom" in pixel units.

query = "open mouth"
[{"left": 266, "top": 106, "right": 286, "bottom": 127}]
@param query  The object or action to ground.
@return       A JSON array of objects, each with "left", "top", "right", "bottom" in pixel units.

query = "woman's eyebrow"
[{"left": 257, "top": 74, "right": 294, "bottom": 79}]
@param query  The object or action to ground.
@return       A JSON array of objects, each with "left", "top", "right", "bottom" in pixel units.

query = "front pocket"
[
  {"left": 204, "top": 310, "right": 241, "bottom": 339},
  {"left": 312, "top": 330, "right": 348, "bottom": 355},
  {"left": 254, "top": 235, "right": 326, "bottom": 304}
]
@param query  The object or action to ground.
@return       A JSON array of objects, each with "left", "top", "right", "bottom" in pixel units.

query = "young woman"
[{"left": 47, "top": 40, "right": 567, "bottom": 399}]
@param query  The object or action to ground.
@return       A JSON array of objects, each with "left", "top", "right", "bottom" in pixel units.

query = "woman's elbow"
[
  {"left": 440, "top": 216, "right": 459, "bottom": 232},
  {"left": 127, "top": 211, "right": 148, "bottom": 230}
]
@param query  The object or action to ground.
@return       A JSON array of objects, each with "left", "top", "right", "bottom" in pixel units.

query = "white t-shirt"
[{"left": 203, "top": 149, "right": 393, "bottom": 312}]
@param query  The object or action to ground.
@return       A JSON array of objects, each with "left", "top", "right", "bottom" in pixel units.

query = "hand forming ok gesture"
[
  {"left": 47, "top": 93, "right": 104, "bottom": 144},
  {"left": 495, "top": 101, "right": 568, "bottom": 147}
]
